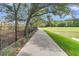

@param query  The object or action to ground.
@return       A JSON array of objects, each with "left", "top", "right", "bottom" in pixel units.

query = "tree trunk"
[
  {"left": 0, "top": 24, "right": 1, "bottom": 50},
  {"left": 49, "top": 20, "right": 51, "bottom": 27},
  {"left": 24, "top": 15, "right": 31, "bottom": 37},
  {"left": 13, "top": 3, "right": 21, "bottom": 41},
  {"left": 15, "top": 13, "right": 18, "bottom": 41}
]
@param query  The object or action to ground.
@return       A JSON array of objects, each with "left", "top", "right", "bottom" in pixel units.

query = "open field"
[
  {"left": 44, "top": 27, "right": 79, "bottom": 38},
  {"left": 43, "top": 27, "right": 79, "bottom": 56}
]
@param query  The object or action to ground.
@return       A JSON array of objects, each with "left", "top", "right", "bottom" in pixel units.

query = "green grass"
[
  {"left": 43, "top": 27, "right": 79, "bottom": 56},
  {"left": 45, "top": 27, "right": 79, "bottom": 38}
]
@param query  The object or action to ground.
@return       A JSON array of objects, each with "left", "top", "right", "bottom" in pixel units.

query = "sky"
[
  {"left": 52, "top": 6, "right": 79, "bottom": 20},
  {"left": 0, "top": 12, "right": 6, "bottom": 16},
  {"left": 0, "top": 4, "right": 79, "bottom": 20},
  {"left": 0, "top": 12, "right": 7, "bottom": 19}
]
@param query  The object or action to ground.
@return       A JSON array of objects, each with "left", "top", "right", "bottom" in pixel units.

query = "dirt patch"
[
  {"left": 0, "top": 30, "right": 37, "bottom": 56},
  {"left": 0, "top": 30, "right": 24, "bottom": 50}
]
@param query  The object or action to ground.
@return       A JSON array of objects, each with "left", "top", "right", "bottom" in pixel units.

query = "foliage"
[
  {"left": 31, "top": 17, "right": 46, "bottom": 27},
  {"left": 1, "top": 47, "right": 13, "bottom": 56},
  {"left": 45, "top": 19, "right": 79, "bottom": 27}
]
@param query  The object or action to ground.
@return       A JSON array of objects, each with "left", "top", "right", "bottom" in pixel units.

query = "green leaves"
[
  {"left": 0, "top": 4, "right": 14, "bottom": 12},
  {"left": 53, "top": 4, "right": 70, "bottom": 17}
]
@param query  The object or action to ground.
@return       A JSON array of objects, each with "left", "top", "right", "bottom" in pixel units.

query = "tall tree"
[
  {"left": 0, "top": 3, "right": 21, "bottom": 41},
  {"left": 13, "top": 3, "right": 21, "bottom": 41},
  {"left": 23, "top": 3, "right": 52, "bottom": 36}
]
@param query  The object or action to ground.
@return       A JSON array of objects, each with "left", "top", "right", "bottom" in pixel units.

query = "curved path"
[{"left": 17, "top": 28, "right": 67, "bottom": 56}]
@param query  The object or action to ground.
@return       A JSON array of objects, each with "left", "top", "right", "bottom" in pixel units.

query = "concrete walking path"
[{"left": 17, "top": 29, "right": 67, "bottom": 56}]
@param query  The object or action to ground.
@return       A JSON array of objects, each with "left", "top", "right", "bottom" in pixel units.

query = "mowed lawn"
[
  {"left": 43, "top": 27, "right": 79, "bottom": 56},
  {"left": 50, "top": 27, "right": 79, "bottom": 38}
]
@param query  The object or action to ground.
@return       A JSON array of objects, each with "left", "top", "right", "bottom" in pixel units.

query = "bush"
[{"left": 57, "top": 22, "right": 66, "bottom": 27}]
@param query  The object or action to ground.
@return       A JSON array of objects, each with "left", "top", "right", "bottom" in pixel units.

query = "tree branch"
[
  {"left": 32, "top": 4, "right": 52, "bottom": 15},
  {"left": 32, "top": 12, "right": 53, "bottom": 18}
]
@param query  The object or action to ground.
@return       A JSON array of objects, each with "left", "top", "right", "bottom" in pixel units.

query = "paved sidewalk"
[{"left": 17, "top": 29, "right": 67, "bottom": 56}]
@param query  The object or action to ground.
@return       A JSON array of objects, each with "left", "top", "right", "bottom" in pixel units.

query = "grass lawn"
[
  {"left": 45, "top": 27, "right": 79, "bottom": 38},
  {"left": 43, "top": 27, "right": 79, "bottom": 56}
]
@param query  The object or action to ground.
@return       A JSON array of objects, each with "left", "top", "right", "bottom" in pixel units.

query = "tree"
[
  {"left": 23, "top": 3, "right": 52, "bottom": 36},
  {"left": 13, "top": 3, "right": 21, "bottom": 41},
  {"left": 0, "top": 3, "right": 21, "bottom": 41},
  {"left": 47, "top": 15, "right": 52, "bottom": 27}
]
